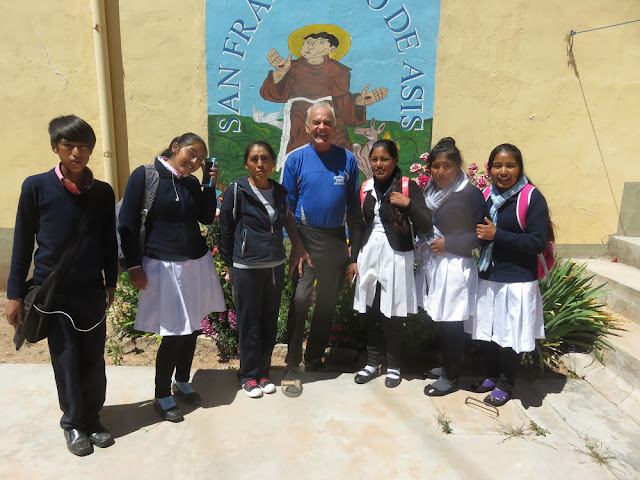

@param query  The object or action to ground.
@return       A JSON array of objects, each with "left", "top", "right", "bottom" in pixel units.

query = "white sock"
[
  {"left": 357, "top": 365, "right": 377, "bottom": 376},
  {"left": 386, "top": 368, "right": 401, "bottom": 380}
]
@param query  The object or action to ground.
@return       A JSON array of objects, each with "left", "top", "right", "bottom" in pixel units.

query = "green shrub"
[{"left": 534, "top": 258, "right": 624, "bottom": 373}]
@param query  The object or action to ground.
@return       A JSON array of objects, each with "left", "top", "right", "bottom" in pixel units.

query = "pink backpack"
[{"left": 483, "top": 184, "right": 555, "bottom": 285}]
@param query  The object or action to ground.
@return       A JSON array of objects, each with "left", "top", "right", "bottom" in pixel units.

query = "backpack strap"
[
  {"left": 139, "top": 165, "right": 160, "bottom": 253},
  {"left": 401, "top": 176, "right": 410, "bottom": 196},
  {"left": 359, "top": 178, "right": 374, "bottom": 215},
  {"left": 516, "top": 184, "right": 536, "bottom": 232},
  {"left": 232, "top": 182, "right": 239, "bottom": 222}
]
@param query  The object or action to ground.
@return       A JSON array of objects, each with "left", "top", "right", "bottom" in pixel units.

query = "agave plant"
[{"left": 534, "top": 258, "right": 624, "bottom": 373}]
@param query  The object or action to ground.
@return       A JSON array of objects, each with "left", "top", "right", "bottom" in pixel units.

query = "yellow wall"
[
  {"left": 0, "top": 0, "right": 638, "bottom": 288},
  {"left": 432, "top": 0, "right": 640, "bottom": 253}
]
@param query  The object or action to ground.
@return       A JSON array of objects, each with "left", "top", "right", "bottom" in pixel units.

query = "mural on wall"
[{"left": 206, "top": 0, "right": 441, "bottom": 182}]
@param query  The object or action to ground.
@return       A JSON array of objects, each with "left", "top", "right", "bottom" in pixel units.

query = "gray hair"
[{"left": 306, "top": 101, "right": 336, "bottom": 126}]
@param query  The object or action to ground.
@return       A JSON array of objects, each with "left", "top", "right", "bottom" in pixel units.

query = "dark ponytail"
[{"left": 160, "top": 132, "right": 207, "bottom": 159}]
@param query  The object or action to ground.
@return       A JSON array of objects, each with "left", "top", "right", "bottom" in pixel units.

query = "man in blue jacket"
[{"left": 280, "top": 102, "right": 359, "bottom": 397}]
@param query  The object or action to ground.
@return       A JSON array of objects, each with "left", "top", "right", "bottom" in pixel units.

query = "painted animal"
[{"left": 352, "top": 118, "right": 386, "bottom": 179}]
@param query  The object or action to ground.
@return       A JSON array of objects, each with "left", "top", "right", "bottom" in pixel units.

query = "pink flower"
[
  {"left": 484, "top": 161, "right": 489, "bottom": 169},
  {"left": 417, "top": 174, "right": 430, "bottom": 188},
  {"left": 227, "top": 310, "right": 237, "bottom": 330},
  {"left": 329, "top": 334, "right": 338, "bottom": 343},
  {"left": 409, "top": 163, "right": 422, "bottom": 173},
  {"left": 467, "top": 163, "right": 478, "bottom": 172},
  {"left": 420, "top": 152, "right": 430, "bottom": 162},
  {"left": 477, "top": 176, "right": 488, "bottom": 188},
  {"left": 335, "top": 323, "right": 344, "bottom": 332},
  {"left": 483, "top": 171, "right": 492, "bottom": 180}
]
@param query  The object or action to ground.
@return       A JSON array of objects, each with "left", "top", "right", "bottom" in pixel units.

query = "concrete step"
[
  {"left": 574, "top": 258, "right": 640, "bottom": 325},
  {"left": 561, "top": 319, "right": 640, "bottom": 424},
  {"left": 608, "top": 236, "right": 640, "bottom": 269}
]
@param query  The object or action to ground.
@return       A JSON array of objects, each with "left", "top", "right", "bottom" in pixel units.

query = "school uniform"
[
  {"left": 219, "top": 176, "right": 289, "bottom": 383},
  {"left": 465, "top": 187, "right": 549, "bottom": 353},
  {"left": 118, "top": 157, "right": 225, "bottom": 397},
  {"left": 416, "top": 177, "right": 488, "bottom": 386},
  {"left": 350, "top": 169, "right": 432, "bottom": 369},
  {"left": 417, "top": 180, "right": 489, "bottom": 321},
  {"left": 465, "top": 184, "right": 549, "bottom": 393},
  {"left": 7, "top": 166, "right": 117, "bottom": 431}
]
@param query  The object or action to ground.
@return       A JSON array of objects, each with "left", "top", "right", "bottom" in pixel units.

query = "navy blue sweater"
[
  {"left": 432, "top": 182, "right": 490, "bottom": 257},
  {"left": 118, "top": 158, "right": 217, "bottom": 267},
  {"left": 219, "top": 176, "right": 289, "bottom": 267},
  {"left": 480, "top": 188, "right": 549, "bottom": 283},
  {"left": 7, "top": 169, "right": 117, "bottom": 299}
]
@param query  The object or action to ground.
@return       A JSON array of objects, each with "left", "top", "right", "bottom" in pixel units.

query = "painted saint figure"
[{"left": 260, "top": 25, "right": 388, "bottom": 171}]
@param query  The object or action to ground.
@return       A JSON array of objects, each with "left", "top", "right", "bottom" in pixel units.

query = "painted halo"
[{"left": 288, "top": 24, "right": 351, "bottom": 60}]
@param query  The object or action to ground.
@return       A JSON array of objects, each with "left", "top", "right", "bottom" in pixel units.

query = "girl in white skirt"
[
  {"left": 416, "top": 137, "right": 490, "bottom": 397},
  {"left": 349, "top": 139, "right": 432, "bottom": 388},
  {"left": 471, "top": 143, "right": 550, "bottom": 407},
  {"left": 119, "top": 133, "right": 226, "bottom": 421}
]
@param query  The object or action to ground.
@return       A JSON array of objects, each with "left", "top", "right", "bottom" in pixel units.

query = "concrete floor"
[{"left": 1, "top": 363, "right": 632, "bottom": 480}]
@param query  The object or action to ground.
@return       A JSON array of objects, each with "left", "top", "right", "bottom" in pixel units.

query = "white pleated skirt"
[
  {"left": 418, "top": 252, "right": 478, "bottom": 322},
  {"left": 135, "top": 252, "right": 226, "bottom": 336},
  {"left": 464, "top": 278, "right": 545, "bottom": 353},
  {"left": 353, "top": 230, "right": 417, "bottom": 319}
]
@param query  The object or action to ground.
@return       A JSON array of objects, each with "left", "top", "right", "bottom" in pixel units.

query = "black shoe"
[
  {"left": 483, "top": 388, "right": 512, "bottom": 407},
  {"left": 424, "top": 383, "right": 459, "bottom": 397},
  {"left": 354, "top": 366, "right": 378, "bottom": 384},
  {"left": 302, "top": 359, "right": 326, "bottom": 372},
  {"left": 153, "top": 398, "right": 184, "bottom": 423},
  {"left": 64, "top": 428, "right": 93, "bottom": 456},
  {"left": 471, "top": 378, "right": 497, "bottom": 394},
  {"left": 85, "top": 421, "right": 114, "bottom": 448},
  {"left": 172, "top": 383, "right": 202, "bottom": 406}
]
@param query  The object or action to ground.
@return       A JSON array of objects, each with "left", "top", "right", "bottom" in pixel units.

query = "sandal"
[
  {"left": 483, "top": 387, "right": 511, "bottom": 407},
  {"left": 424, "top": 383, "right": 458, "bottom": 397},
  {"left": 281, "top": 370, "right": 302, "bottom": 398},
  {"left": 471, "top": 378, "right": 497, "bottom": 394}
]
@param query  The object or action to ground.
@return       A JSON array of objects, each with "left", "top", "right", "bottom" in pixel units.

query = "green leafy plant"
[
  {"left": 534, "top": 258, "right": 624, "bottom": 373},
  {"left": 435, "top": 409, "right": 453, "bottom": 434},
  {"left": 529, "top": 420, "right": 550, "bottom": 437}
]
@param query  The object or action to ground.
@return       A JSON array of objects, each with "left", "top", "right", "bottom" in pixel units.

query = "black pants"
[
  {"left": 155, "top": 331, "right": 199, "bottom": 398},
  {"left": 440, "top": 321, "right": 466, "bottom": 383},
  {"left": 234, "top": 265, "right": 285, "bottom": 383},
  {"left": 47, "top": 288, "right": 108, "bottom": 430},
  {"left": 481, "top": 341, "right": 523, "bottom": 392},
  {"left": 366, "top": 283, "right": 403, "bottom": 370}
]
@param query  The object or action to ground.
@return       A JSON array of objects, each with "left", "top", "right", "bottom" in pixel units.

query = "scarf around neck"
[{"left": 477, "top": 175, "right": 529, "bottom": 271}]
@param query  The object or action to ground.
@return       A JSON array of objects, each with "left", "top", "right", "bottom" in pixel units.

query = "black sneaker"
[
  {"left": 259, "top": 378, "right": 276, "bottom": 394},
  {"left": 242, "top": 379, "right": 263, "bottom": 398}
]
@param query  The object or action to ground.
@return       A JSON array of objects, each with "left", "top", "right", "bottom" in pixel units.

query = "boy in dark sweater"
[{"left": 6, "top": 115, "right": 118, "bottom": 456}]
